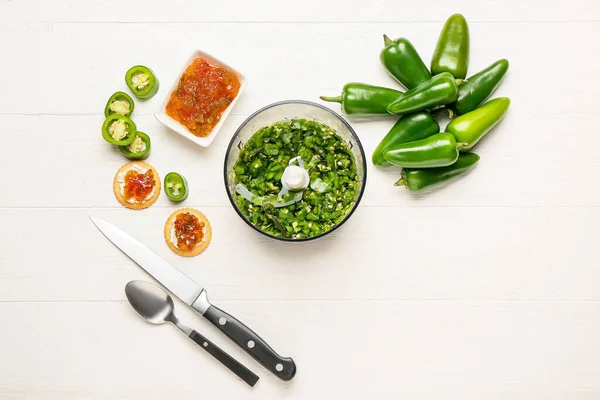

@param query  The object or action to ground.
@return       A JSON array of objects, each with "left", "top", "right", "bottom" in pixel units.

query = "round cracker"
[
  {"left": 113, "top": 161, "right": 161, "bottom": 210},
  {"left": 164, "top": 208, "right": 212, "bottom": 257}
]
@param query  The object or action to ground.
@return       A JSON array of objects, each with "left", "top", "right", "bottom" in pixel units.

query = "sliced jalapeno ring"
[
  {"left": 119, "top": 131, "right": 151, "bottom": 160},
  {"left": 125, "top": 65, "right": 159, "bottom": 100},
  {"left": 104, "top": 91, "right": 135, "bottom": 117},
  {"left": 164, "top": 172, "right": 189, "bottom": 202},
  {"left": 101, "top": 114, "right": 137, "bottom": 146}
]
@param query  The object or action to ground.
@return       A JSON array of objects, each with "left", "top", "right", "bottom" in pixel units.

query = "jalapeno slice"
[
  {"left": 118, "top": 131, "right": 151, "bottom": 160},
  {"left": 101, "top": 114, "right": 137, "bottom": 146},
  {"left": 125, "top": 65, "right": 159, "bottom": 99},
  {"left": 104, "top": 91, "right": 135, "bottom": 117},
  {"left": 164, "top": 172, "right": 189, "bottom": 202}
]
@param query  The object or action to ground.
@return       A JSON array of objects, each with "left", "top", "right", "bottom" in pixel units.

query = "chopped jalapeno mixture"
[{"left": 233, "top": 119, "right": 359, "bottom": 239}]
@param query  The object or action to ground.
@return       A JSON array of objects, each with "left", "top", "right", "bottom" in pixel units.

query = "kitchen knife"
[{"left": 90, "top": 216, "right": 296, "bottom": 381}]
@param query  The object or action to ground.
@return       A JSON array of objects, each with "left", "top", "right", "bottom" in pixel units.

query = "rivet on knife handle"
[{"left": 203, "top": 304, "right": 296, "bottom": 380}]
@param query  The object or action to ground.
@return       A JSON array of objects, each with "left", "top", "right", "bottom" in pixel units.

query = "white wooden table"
[{"left": 1, "top": 1, "right": 599, "bottom": 398}]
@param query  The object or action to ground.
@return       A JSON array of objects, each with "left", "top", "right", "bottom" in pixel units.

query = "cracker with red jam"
[
  {"left": 164, "top": 208, "right": 212, "bottom": 257},
  {"left": 113, "top": 161, "right": 161, "bottom": 210}
]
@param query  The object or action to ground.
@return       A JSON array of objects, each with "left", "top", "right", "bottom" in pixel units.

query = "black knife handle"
[
  {"left": 204, "top": 304, "right": 296, "bottom": 381},
  {"left": 189, "top": 330, "right": 259, "bottom": 387}
]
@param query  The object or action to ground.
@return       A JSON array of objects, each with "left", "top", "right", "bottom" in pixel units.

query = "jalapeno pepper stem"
[
  {"left": 320, "top": 95, "right": 342, "bottom": 103},
  {"left": 431, "top": 108, "right": 444, "bottom": 118},
  {"left": 455, "top": 79, "right": 466, "bottom": 87},
  {"left": 383, "top": 34, "right": 393, "bottom": 46},
  {"left": 457, "top": 142, "right": 469, "bottom": 151},
  {"left": 394, "top": 178, "right": 407, "bottom": 187},
  {"left": 432, "top": 107, "right": 454, "bottom": 119}
]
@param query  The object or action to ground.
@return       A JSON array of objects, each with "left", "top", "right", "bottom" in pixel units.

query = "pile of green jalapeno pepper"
[
  {"left": 320, "top": 13, "right": 511, "bottom": 192},
  {"left": 101, "top": 65, "right": 160, "bottom": 160}
]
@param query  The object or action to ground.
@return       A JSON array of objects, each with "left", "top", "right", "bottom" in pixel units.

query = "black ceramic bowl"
[{"left": 224, "top": 100, "right": 367, "bottom": 242}]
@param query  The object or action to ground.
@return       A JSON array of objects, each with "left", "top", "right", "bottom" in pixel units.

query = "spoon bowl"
[
  {"left": 123, "top": 280, "right": 260, "bottom": 387},
  {"left": 125, "top": 280, "right": 175, "bottom": 325}
]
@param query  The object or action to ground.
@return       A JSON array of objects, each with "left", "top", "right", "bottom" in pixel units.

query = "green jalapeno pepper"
[
  {"left": 395, "top": 152, "right": 480, "bottom": 191},
  {"left": 164, "top": 172, "right": 189, "bottom": 202},
  {"left": 372, "top": 112, "right": 440, "bottom": 167},
  {"left": 101, "top": 114, "right": 137, "bottom": 146},
  {"left": 104, "top": 91, "right": 134, "bottom": 118},
  {"left": 386, "top": 72, "right": 460, "bottom": 115},
  {"left": 320, "top": 82, "right": 403, "bottom": 115},
  {"left": 118, "top": 131, "right": 151, "bottom": 160},
  {"left": 453, "top": 59, "right": 509, "bottom": 116},
  {"left": 383, "top": 132, "right": 464, "bottom": 168},
  {"left": 380, "top": 35, "right": 431, "bottom": 89},
  {"left": 125, "top": 65, "right": 159, "bottom": 99},
  {"left": 431, "top": 13, "right": 470, "bottom": 79},
  {"left": 446, "top": 97, "right": 510, "bottom": 150}
]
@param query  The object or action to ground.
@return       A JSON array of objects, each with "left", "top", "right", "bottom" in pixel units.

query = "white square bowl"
[{"left": 155, "top": 50, "right": 247, "bottom": 147}]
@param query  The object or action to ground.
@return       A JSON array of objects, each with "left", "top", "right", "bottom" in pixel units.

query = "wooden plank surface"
[
  {"left": 1, "top": 300, "right": 600, "bottom": 399},
  {"left": 0, "top": 22, "right": 598, "bottom": 116},
  {"left": 0, "top": 207, "right": 599, "bottom": 302},
  {"left": 0, "top": 0, "right": 599, "bottom": 398}
]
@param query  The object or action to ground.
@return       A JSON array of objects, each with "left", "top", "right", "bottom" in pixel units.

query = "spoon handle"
[{"left": 189, "top": 330, "right": 259, "bottom": 387}]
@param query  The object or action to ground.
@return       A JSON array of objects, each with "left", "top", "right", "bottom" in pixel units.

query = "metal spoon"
[{"left": 125, "top": 280, "right": 259, "bottom": 387}]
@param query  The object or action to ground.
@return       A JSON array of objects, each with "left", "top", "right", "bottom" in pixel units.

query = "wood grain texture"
[
  {"left": 1, "top": 301, "right": 600, "bottom": 399},
  {"left": 0, "top": 22, "right": 599, "bottom": 116},
  {"left": 0, "top": 0, "right": 599, "bottom": 398},
  {"left": 0, "top": 207, "right": 599, "bottom": 302}
]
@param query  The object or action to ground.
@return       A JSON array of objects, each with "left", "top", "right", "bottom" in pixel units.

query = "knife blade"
[{"left": 90, "top": 216, "right": 296, "bottom": 381}]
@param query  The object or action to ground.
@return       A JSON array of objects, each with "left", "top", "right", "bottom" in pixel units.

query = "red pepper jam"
[
  {"left": 174, "top": 212, "right": 205, "bottom": 251},
  {"left": 166, "top": 58, "right": 241, "bottom": 137},
  {"left": 124, "top": 169, "right": 155, "bottom": 202}
]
